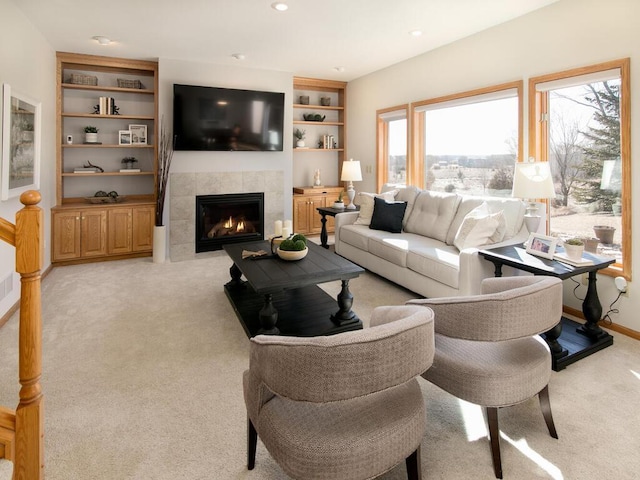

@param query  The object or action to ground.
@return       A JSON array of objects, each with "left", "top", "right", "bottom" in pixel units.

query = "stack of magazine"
[
  {"left": 73, "top": 167, "right": 100, "bottom": 173},
  {"left": 553, "top": 251, "right": 593, "bottom": 266}
]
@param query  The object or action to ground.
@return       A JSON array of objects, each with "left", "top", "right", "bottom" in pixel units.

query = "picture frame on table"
[
  {"left": 526, "top": 233, "right": 558, "bottom": 259},
  {"left": 128, "top": 124, "right": 147, "bottom": 144},
  {"left": 1, "top": 83, "right": 41, "bottom": 200},
  {"left": 118, "top": 130, "right": 132, "bottom": 145}
]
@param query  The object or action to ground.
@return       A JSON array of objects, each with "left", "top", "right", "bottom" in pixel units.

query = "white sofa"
[{"left": 334, "top": 185, "right": 528, "bottom": 298}]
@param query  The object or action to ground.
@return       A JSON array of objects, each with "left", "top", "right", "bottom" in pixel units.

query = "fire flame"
[
  {"left": 224, "top": 216, "right": 233, "bottom": 229},
  {"left": 237, "top": 221, "right": 245, "bottom": 232}
]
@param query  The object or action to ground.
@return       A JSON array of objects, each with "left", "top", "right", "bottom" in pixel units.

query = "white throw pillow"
[
  {"left": 354, "top": 190, "right": 398, "bottom": 225},
  {"left": 453, "top": 203, "right": 506, "bottom": 250}
]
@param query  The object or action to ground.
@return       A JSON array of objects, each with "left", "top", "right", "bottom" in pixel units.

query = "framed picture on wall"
[
  {"left": 118, "top": 130, "right": 132, "bottom": 145},
  {"left": 1, "top": 84, "right": 41, "bottom": 200},
  {"left": 128, "top": 124, "right": 147, "bottom": 144},
  {"left": 525, "top": 233, "right": 558, "bottom": 260}
]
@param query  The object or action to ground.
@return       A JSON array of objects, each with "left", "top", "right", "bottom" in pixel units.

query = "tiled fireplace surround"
[{"left": 169, "top": 171, "right": 284, "bottom": 262}]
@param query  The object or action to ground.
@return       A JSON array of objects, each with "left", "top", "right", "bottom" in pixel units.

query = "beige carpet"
[{"left": 0, "top": 251, "right": 639, "bottom": 479}]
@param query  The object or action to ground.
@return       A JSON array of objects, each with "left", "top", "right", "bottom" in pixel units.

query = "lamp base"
[
  {"left": 524, "top": 215, "right": 541, "bottom": 233},
  {"left": 346, "top": 184, "right": 356, "bottom": 209}
]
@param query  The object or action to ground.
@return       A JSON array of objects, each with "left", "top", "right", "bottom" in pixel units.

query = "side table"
[
  {"left": 316, "top": 206, "right": 359, "bottom": 249},
  {"left": 479, "top": 244, "right": 615, "bottom": 371}
]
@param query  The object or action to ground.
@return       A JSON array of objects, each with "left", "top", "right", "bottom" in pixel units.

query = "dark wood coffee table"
[
  {"left": 479, "top": 244, "right": 615, "bottom": 371},
  {"left": 223, "top": 240, "right": 364, "bottom": 337}
]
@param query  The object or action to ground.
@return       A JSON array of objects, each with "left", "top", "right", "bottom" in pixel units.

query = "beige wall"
[
  {"left": 0, "top": 0, "right": 56, "bottom": 318},
  {"left": 346, "top": 0, "right": 640, "bottom": 332}
]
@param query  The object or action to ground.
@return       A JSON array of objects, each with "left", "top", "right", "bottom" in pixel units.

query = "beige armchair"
[
  {"left": 406, "top": 276, "right": 563, "bottom": 479},
  {"left": 243, "top": 305, "right": 435, "bottom": 480}
]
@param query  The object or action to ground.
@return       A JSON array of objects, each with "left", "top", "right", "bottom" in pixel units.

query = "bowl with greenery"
[
  {"left": 563, "top": 238, "right": 585, "bottom": 260},
  {"left": 277, "top": 233, "right": 308, "bottom": 261}
]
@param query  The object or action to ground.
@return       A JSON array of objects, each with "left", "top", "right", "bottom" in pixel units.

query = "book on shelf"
[
  {"left": 554, "top": 252, "right": 593, "bottom": 266},
  {"left": 119, "top": 168, "right": 141, "bottom": 172}
]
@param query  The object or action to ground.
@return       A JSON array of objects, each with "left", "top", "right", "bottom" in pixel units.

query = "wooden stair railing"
[{"left": 0, "top": 191, "right": 44, "bottom": 480}]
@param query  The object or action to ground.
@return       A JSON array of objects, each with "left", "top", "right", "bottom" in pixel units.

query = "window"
[
  {"left": 529, "top": 59, "right": 631, "bottom": 279},
  {"left": 376, "top": 105, "right": 408, "bottom": 190},
  {"left": 411, "top": 81, "right": 523, "bottom": 196}
]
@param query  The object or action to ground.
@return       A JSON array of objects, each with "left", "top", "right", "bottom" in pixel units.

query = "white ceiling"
[{"left": 14, "top": 0, "right": 558, "bottom": 81}]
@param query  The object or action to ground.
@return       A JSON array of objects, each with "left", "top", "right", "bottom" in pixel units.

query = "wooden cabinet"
[
  {"left": 52, "top": 203, "right": 154, "bottom": 264},
  {"left": 293, "top": 187, "right": 343, "bottom": 235},
  {"left": 53, "top": 52, "right": 158, "bottom": 263}
]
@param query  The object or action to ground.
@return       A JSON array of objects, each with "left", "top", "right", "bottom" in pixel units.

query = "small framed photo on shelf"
[
  {"left": 525, "top": 233, "right": 558, "bottom": 259},
  {"left": 118, "top": 130, "right": 132, "bottom": 145},
  {"left": 128, "top": 124, "right": 147, "bottom": 144}
]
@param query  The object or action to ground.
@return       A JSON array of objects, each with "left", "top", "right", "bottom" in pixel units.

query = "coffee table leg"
[
  {"left": 225, "top": 263, "right": 245, "bottom": 289},
  {"left": 258, "top": 294, "right": 280, "bottom": 335},
  {"left": 331, "top": 279, "right": 360, "bottom": 326}
]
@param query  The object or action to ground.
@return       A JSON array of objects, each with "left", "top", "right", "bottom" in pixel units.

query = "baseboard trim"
[
  {"left": 0, "top": 264, "right": 53, "bottom": 329},
  {"left": 563, "top": 305, "right": 640, "bottom": 341}
]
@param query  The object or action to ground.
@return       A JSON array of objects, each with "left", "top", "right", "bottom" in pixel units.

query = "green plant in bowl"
[
  {"left": 565, "top": 238, "right": 584, "bottom": 246},
  {"left": 84, "top": 126, "right": 99, "bottom": 133}
]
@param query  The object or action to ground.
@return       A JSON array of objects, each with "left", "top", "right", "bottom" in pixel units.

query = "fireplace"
[{"left": 196, "top": 193, "right": 264, "bottom": 253}]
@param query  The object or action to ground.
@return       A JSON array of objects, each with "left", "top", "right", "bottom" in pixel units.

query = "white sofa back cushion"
[
  {"left": 446, "top": 196, "right": 526, "bottom": 245},
  {"left": 404, "top": 191, "right": 461, "bottom": 242},
  {"left": 382, "top": 184, "right": 421, "bottom": 228}
]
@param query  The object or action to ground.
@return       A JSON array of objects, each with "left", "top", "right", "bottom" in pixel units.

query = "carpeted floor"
[{"left": 0, "top": 252, "right": 639, "bottom": 479}]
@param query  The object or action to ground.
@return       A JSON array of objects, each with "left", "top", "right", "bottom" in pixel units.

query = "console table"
[{"left": 479, "top": 244, "right": 615, "bottom": 371}]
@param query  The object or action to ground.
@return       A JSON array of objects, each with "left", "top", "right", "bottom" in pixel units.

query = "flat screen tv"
[{"left": 173, "top": 84, "right": 285, "bottom": 151}]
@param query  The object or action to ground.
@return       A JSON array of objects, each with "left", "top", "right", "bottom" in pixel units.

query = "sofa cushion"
[
  {"left": 382, "top": 184, "right": 421, "bottom": 228},
  {"left": 339, "top": 224, "right": 398, "bottom": 252},
  {"left": 369, "top": 197, "right": 407, "bottom": 233},
  {"left": 368, "top": 235, "right": 410, "bottom": 267},
  {"left": 404, "top": 191, "right": 461, "bottom": 242},
  {"left": 446, "top": 196, "right": 525, "bottom": 244},
  {"left": 453, "top": 203, "right": 506, "bottom": 250},
  {"left": 354, "top": 190, "right": 398, "bottom": 226},
  {"left": 406, "top": 239, "right": 461, "bottom": 290}
]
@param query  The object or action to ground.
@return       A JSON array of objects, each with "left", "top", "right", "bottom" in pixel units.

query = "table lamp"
[
  {"left": 512, "top": 159, "right": 555, "bottom": 233},
  {"left": 340, "top": 158, "right": 362, "bottom": 210}
]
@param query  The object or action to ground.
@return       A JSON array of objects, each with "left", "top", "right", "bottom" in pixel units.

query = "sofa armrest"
[
  {"left": 334, "top": 211, "right": 360, "bottom": 246},
  {"left": 457, "top": 226, "right": 529, "bottom": 296}
]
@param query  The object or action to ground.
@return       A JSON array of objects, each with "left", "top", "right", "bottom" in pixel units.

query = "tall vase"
[{"left": 153, "top": 225, "right": 167, "bottom": 263}]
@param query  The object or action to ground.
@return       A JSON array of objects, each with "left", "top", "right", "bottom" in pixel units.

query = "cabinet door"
[
  {"left": 81, "top": 209, "right": 108, "bottom": 257},
  {"left": 293, "top": 196, "right": 311, "bottom": 234},
  {"left": 107, "top": 208, "right": 133, "bottom": 255},
  {"left": 132, "top": 205, "right": 154, "bottom": 252},
  {"left": 52, "top": 210, "right": 81, "bottom": 261},
  {"left": 309, "top": 196, "right": 327, "bottom": 234}
]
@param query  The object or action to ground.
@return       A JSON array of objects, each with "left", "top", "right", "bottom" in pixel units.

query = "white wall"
[
  {"left": 0, "top": 0, "right": 55, "bottom": 319},
  {"left": 346, "top": 0, "right": 640, "bottom": 333},
  {"left": 158, "top": 58, "right": 293, "bottom": 226}
]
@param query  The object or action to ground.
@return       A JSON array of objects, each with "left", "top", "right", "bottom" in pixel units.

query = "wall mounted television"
[{"left": 173, "top": 84, "right": 285, "bottom": 151}]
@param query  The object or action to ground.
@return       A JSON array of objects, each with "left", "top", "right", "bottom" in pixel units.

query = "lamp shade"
[
  {"left": 512, "top": 161, "right": 555, "bottom": 199},
  {"left": 341, "top": 159, "right": 362, "bottom": 182}
]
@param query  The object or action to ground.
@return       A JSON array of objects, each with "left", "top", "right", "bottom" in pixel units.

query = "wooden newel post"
[{"left": 14, "top": 190, "right": 44, "bottom": 480}]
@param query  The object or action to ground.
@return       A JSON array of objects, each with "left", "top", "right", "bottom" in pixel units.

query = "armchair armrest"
[{"left": 334, "top": 211, "right": 360, "bottom": 246}]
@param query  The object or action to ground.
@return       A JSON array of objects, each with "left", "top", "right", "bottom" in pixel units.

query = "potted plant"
[
  {"left": 593, "top": 225, "right": 615, "bottom": 245},
  {"left": 294, "top": 128, "right": 306, "bottom": 148},
  {"left": 153, "top": 118, "right": 175, "bottom": 263},
  {"left": 333, "top": 190, "right": 345, "bottom": 209},
  {"left": 121, "top": 156, "right": 138, "bottom": 170},
  {"left": 84, "top": 126, "right": 99, "bottom": 143},
  {"left": 564, "top": 238, "right": 585, "bottom": 260}
]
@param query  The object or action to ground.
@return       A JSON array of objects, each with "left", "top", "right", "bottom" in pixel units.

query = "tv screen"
[{"left": 173, "top": 84, "right": 285, "bottom": 151}]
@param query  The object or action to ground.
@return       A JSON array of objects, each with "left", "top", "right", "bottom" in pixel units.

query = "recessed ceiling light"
[
  {"left": 92, "top": 36, "right": 112, "bottom": 45},
  {"left": 333, "top": 66, "right": 345, "bottom": 73},
  {"left": 271, "top": 2, "right": 288, "bottom": 11},
  {"left": 409, "top": 30, "right": 423, "bottom": 37},
  {"left": 231, "top": 53, "right": 246, "bottom": 60}
]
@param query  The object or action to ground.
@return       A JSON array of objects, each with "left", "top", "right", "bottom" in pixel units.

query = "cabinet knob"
[{"left": 310, "top": 201, "right": 314, "bottom": 205}]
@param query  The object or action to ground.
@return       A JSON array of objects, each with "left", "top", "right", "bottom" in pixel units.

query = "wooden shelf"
[
  {"left": 62, "top": 112, "right": 154, "bottom": 120},
  {"left": 293, "top": 121, "right": 343, "bottom": 126},
  {"left": 62, "top": 172, "right": 154, "bottom": 177},
  {"left": 61, "top": 83, "right": 154, "bottom": 95},
  {"left": 293, "top": 104, "right": 344, "bottom": 111},
  {"left": 294, "top": 148, "right": 344, "bottom": 152},
  {"left": 62, "top": 144, "right": 154, "bottom": 149}
]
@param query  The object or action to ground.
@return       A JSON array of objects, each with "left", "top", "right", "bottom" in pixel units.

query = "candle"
[
  {"left": 284, "top": 219, "right": 292, "bottom": 231},
  {"left": 282, "top": 227, "right": 291, "bottom": 239},
  {"left": 274, "top": 220, "right": 282, "bottom": 236}
]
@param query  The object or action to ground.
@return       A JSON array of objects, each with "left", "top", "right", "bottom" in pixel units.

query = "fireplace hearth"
[{"left": 196, "top": 193, "right": 264, "bottom": 253}]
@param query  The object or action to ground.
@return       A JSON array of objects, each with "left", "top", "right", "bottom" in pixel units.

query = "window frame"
[
  {"left": 410, "top": 80, "right": 524, "bottom": 190},
  {"left": 528, "top": 58, "right": 631, "bottom": 280},
  {"left": 376, "top": 104, "right": 409, "bottom": 191}
]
